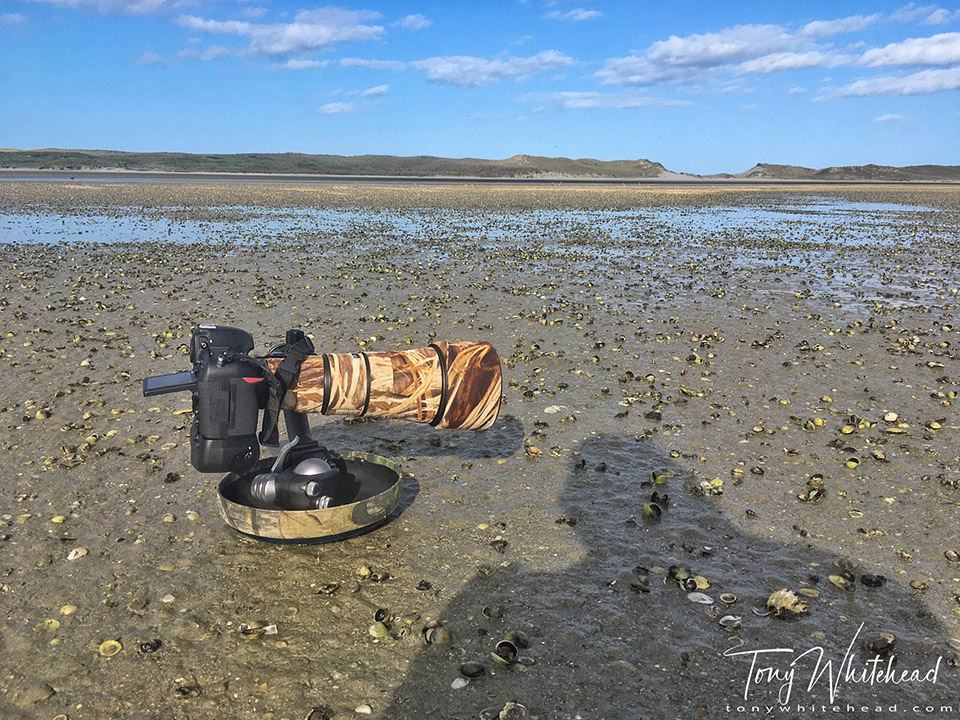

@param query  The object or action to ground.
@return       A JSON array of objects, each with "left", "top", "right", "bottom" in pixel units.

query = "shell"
[
  {"left": 668, "top": 565, "right": 692, "bottom": 581},
  {"left": 686, "top": 591, "right": 714, "bottom": 604},
  {"left": 767, "top": 589, "right": 807, "bottom": 615},
  {"left": 861, "top": 573, "right": 887, "bottom": 588},
  {"left": 425, "top": 626, "right": 450, "bottom": 644},
  {"left": 368, "top": 621, "right": 390, "bottom": 638},
  {"left": 498, "top": 702, "right": 530, "bottom": 720},
  {"left": 504, "top": 631, "right": 530, "bottom": 649},
  {"left": 650, "top": 490, "right": 668, "bottom": 506},
  {"left": 98, "top": 639, "right": 123, "bottom": 657},
  {"left": 864, "top": 632, "right": 896, "bottom": 655},
  {"left": 491, "top": 639, "right": 518, "bottom": 665},
  {"left": 719, "top": 593, "right": 737, "bottom": 605},
  {"left": 139, "top": 639, "right": 162, "bottom": 654},
  {"left": 829, "top": 573, "right": 856, "bottom": 593},
  {"left": 650, "top": 470, "right": 673, "bottom": 485}
]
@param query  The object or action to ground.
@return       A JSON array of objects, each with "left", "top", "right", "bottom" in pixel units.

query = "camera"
[
  {"left": 143, "top": 325, "right": 266, "bottom": 472},
  {"left": 143, "top": 324, "right": 502, "bottom": 475}
]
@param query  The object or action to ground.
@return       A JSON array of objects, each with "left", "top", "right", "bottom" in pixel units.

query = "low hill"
[
  {"left": 739, "top": 162, "right": 960, "bottom": 182},
  {"left": 0, "top": 149, "right": 667, "bottom": 179},
  {"left": 1, "top": 149, "right": 958, "bottom": 181}
]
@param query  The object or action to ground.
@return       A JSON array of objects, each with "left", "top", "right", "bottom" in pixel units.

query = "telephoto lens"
[{"left": 267, "top": 340, "right": 501, "bottom": 430}]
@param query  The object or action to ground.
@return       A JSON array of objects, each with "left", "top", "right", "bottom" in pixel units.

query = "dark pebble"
[
  {"left": 139, "top": 639, "right": 162, "bottom": 654},
  {"left": 460, "top": 661, "right": 485, "bottom": 678},
  {"left": 306, "top": 706, "right": 335, "bottom": 720}
]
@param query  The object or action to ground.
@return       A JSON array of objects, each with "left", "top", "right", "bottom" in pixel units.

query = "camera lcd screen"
[{"left": 143, "top": 370, "right": 197, "bottom": 397}]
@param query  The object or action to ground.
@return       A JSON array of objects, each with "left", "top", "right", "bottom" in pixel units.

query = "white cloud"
[
  {"left": 874, "top": 113, "right": 907, "bottom": 122},
  {"left": 787, "top": 86, "right": 807, "bottom": 94},
  {"left": 395, "top": 13, "right": 430, "bottom": 30},
  {"left": 545, "top": 8, "right": 601, "bottom": 21},
  {"left": 340, "top": 57, "right": 407, "bottom": 70},
  {"left": 860, "top": 32, "right": 960, "bottom": 67},
  {"left": 892, "top": 3, "right": 935, "bottom": 22},
  {"left": 176, "top": 8, "right": 384, "bottom": 59},
  {"left": 199, "top": 44, "right": 234, "bottom": 60},
  {"left": 317, "top": 102, "right": 357, "bottom": 114},
  {"left": 413, "top": 50, "right": 573, "bottom": 86},
  {"left": 736, "top": 51, "right": 849, "bottom": 74},
  {"left": 922, "top": 7, "right": 960, "bottom": 24},
  {"left": 596, "top": 18, "right": 882, "bottom": 87},
  {"left": 178, "top": 16, "right": 250, "bottom": 34},
  {"left": 831, "top": 66, "right": 960, "bottom": 96},
  {"left": 800, "top": 14, "right": 878, "bottom": 38},
  {"left": 596, "top": 24, "right": 804, "bottom": 86},
  {"left": 1, "top": 13, "right": 25, "bottom": 23},
  {"left": 138, "top": 51, "right": 171, "bottom": 65},
  {"left": 519, "top": 90, "right": 691, "bottom": 109},
  {"left": 296, "top": 7, "right": 381, "bottom": 25},
  {"left": 273, "top": 58, "right": 331, "bottom": 70},
  {"left": 647, "top": 24, "right": 791, "bottom": 67},
  {"left": 241, "top": 6, "right": 267, "bottom": 20},
  {"left": 357, "top": 84, "right": 388, "bottom": 96},
  {"left": 891, "top": 3, "right": 960, "bottom": 25},
  {"left": 28, "top": 0, "right": 190, "bottom": 14}
]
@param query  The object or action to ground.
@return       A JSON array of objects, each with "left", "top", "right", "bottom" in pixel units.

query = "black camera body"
[{"left": 144, "top": 325, "right": 266, "bottom": 472}]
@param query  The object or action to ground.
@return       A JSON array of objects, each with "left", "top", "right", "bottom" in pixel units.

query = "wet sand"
[{"left": 0, "top": 181, "right": 958, "bottom": 719}]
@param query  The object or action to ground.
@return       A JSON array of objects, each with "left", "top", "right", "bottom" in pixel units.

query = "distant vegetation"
[
  {"left": 0, "top": 149, "right": 665, "bottom": 179},
  {"left": 731, "top": 162, "right": 960, "bottom": 182},
  {"left": 1, "top": 149, "right": 958, "bottom": 182}
]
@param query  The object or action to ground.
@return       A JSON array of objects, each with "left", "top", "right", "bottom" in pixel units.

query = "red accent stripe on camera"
[{"left": 242, "top": 377, "right": 264, "bottom": 384}]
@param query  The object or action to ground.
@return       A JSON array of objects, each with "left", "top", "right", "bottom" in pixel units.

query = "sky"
[{"left": 1, "top": 1, "right": 959, "bottom": 174}]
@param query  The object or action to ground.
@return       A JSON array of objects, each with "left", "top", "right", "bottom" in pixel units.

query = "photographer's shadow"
[{"left": 381, "top": 433, "right": 954, "bottom": 720}]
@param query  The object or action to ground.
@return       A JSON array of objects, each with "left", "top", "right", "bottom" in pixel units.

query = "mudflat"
[{"left": 1, "top": 181, "right": 958, "bottom": 719}]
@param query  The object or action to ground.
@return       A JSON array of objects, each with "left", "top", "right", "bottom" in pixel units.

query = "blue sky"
[{"left": 1, "top": 1, "right": 958, "bottom": 174}]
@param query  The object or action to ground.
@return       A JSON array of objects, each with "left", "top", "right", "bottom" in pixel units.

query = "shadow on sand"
[{"left": 380, "top": 434, "right": 955, "bottom": 720}]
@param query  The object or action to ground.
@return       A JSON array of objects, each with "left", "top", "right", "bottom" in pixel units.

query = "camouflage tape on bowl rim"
[{"left": 217, "top": 451, "right": 402, "bottom": 541}]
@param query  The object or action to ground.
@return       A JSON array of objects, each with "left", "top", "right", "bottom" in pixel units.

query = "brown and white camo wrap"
[{"left": 265, "top": 341, "right": 501, "bottom": 431}]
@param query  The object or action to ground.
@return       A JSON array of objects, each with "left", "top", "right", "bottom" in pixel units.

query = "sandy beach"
[{"left": 0, "top": 180, "right": 958, "bottom": 719}]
